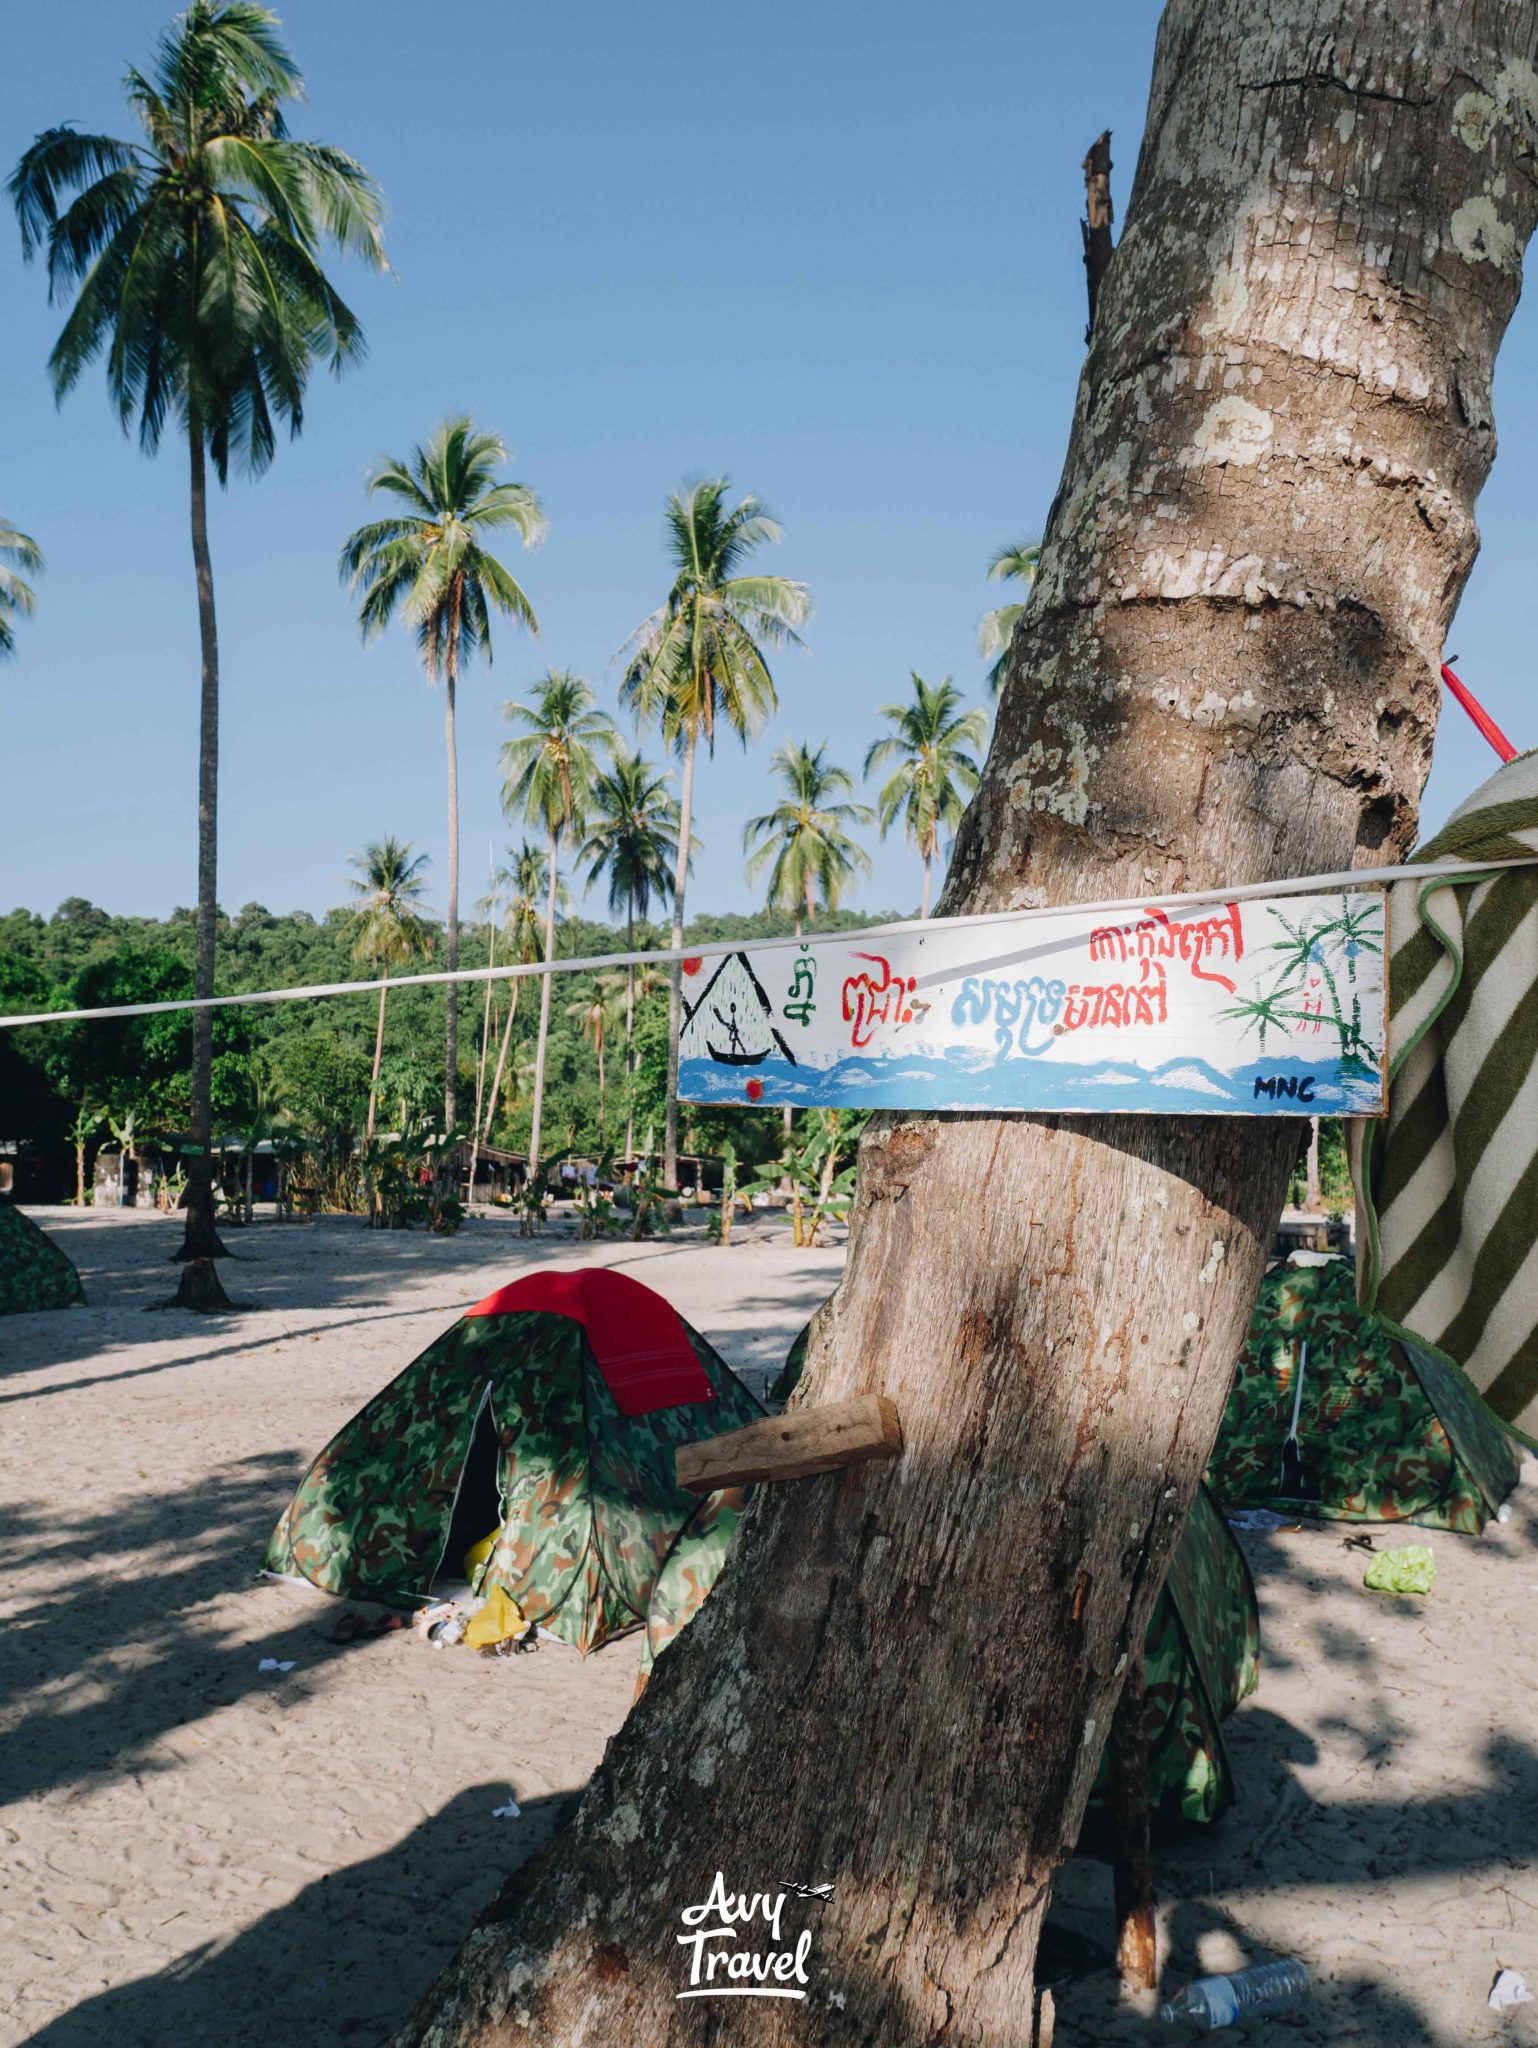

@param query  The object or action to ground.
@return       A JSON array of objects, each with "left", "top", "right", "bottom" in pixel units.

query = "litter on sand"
[
  {"left": 1363, "top": 1545, "right": 1437, "bottom": 1595},
  {"left": 1489, "top": 1969, "right": 1533, "bottom": 2010},
  {"left": 257, "top": 1658, "right": 296, "bottom": 1674},
  {"left": 491, "top": 1800, "right": 522, "bottom": 1820}
]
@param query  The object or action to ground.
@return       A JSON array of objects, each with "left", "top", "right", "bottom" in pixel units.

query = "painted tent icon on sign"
[{"left": 681, "top": 953, "right": 796, "bottom": 1068}]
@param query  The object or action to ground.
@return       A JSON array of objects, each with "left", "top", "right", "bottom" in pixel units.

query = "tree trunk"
[
  {"left": 596, "top": 1024, "right": 606, "bottom": 1153},
  {"left": 398, "top": 7, "right": 1537, "bottom": 2040},
  {"left": 367, "top": 971, "right": 389, "bottom": 1147},
  {"left": 1305, "top": 1116, "right": 1322, "bottom": 1211},
  {"left": 664, "top": 726, "right": 698, "bottom": 1190},
  {"left": 1080, "top": 128, "right": 1114, "bottom": 341},
  {"left": 74, "top": 1144, "right": 85, "bottom": 1207},
  {"left": 168, "top": 414, "right": 231, "bottom": 1304},
  {"left": 470, "top": 886, "right": 498, "bottom": 1204},
  {"left": 528, "top": 829, "right": 560, "bottom": 1176},
  {"left": 920, "top": 847, "right": 933, "bottom": 919},
  {"left": 443, "top": 586, "right": 464, "bottom": 1135},
  {"left": 485, "top": 978, "right": 520, "bottom": 1144},
  {"left": 623, "top": 899, "right": 636, "bottom": 1160},
  {"left": 1109, "top": 1663, "right": 1156, "bottom": 1993},
  {"left": 242, "top": 1147, "right": 254, "bottom": 1229}
]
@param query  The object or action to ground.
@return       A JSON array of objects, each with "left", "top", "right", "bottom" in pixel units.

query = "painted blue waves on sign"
[{"left": 679, "top": 1050, "right": 1382, "bottom": 1116}]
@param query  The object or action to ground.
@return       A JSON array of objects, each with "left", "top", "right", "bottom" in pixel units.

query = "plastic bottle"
[{"left": 1159, "top": 1960, "right": 1310, "bottom": 2029}]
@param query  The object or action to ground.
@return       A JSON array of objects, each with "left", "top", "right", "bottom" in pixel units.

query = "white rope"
[{"left": 4, "top": 853, "right": 1534, "bottom": 1031}]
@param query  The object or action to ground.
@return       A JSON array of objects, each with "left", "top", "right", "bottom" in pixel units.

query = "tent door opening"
[{"left": 435, "top": 1384, "right": 504, "bottom": 1594}]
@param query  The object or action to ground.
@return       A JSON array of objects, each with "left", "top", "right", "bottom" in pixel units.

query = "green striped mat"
[{"left": 1353, "top": 749, "right": 1538, "bottom": 1449}]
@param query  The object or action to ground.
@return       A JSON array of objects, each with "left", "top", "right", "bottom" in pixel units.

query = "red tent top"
[{"left": 462, "top": 1266, "right": 715, "bottom": 1417}]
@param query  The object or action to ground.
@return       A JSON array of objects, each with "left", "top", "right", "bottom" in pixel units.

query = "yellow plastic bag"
[
  {"left": 463, "top": 1528, "right": 500, "bottom": 1582},
  {"left": 464, "top": 1585, "right": 527, "bottom": 1650}
]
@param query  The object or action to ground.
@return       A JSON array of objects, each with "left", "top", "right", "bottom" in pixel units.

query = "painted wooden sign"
[{"left": 678, "top": 891, "right": 1387, "bottom": 1117}]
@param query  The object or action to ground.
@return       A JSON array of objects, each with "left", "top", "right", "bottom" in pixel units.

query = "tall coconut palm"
[
  {"left": 340, "top": 416, "right": 544, "bottom": 1135},
  {"left": 865, "top": 675, "right": 988, "bottom": 917},
  {"left": 341, "top": 837, "right": 433, "bottom": 1144},
  {"left": 0, "top": 521, "right": 42, "bottom": 659},
  {"left": 744, "top": 740, "right": 872, "bottom": 933},
  {"left": 978, "top": 539, "right": 1041, "bottom": 695},
  {"left": 577, "top": 747, "right": 680, "bottom": 1156},
  {"left": 11, "top": 1, "right": 387, "bottom": 1294},
  {"left": 620, "top": 477, "right": 810, "bottom": 1185},
  {"left": 500, "top": 671, "right": 614, "bottom": 1174}
]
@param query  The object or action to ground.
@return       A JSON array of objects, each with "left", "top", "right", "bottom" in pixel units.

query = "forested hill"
[{"left": 0, "top": 896, "right": 906, "bottom": 1176}]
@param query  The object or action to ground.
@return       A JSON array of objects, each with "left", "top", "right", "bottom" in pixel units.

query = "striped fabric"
[{"left": 1353, "top": 750, "right": 1538, "bottom": 1448}]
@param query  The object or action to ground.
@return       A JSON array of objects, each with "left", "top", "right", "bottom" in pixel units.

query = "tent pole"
[{"left": 1109, "top": 1660, "right": 1157, "bottom": 1993}]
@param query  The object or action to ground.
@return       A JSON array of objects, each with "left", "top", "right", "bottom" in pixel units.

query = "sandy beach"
[{"left": 2, "top": 1209, "right": 1535, "bottom": 2046}]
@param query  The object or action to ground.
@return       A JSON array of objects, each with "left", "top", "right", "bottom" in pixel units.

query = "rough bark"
[{"left": 398, "top": 6, "right": 1538, "bottom": 2042}]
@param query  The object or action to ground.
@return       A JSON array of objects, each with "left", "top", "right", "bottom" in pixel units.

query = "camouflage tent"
[
  {"left": 1207, "top": 1257, "right": 1519, "bottom": 1533},
  {"left": 265, "top": 1268, "right": 763, "bottom": 1655},
  {"left": 0, "top": 1204, "right": 85, "bottom": 1315},
  {"left": 773, "top": 1319, "right": 1259, "bottom": 1828}
]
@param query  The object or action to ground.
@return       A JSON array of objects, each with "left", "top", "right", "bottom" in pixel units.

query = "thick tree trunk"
[
  {"left": 528, "top": 829, "right": 560, "bottom": 1175},
  {"left": 398, "top": 7, "right": 1538, "bottom": 2041},
  {"left": 664, "top": 726, "right": 698, "bottom": 1190},
  {"left": 1080, "top": 128, "right": 1114, "bottom": 340},
  {"left": 168, "top": 417, "right": 231, "bottom": 1304}
]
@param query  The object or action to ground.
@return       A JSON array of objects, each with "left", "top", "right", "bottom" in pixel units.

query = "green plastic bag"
[{"left": 1363, "top": 1544, "right": 1436, "bottom": 1595}]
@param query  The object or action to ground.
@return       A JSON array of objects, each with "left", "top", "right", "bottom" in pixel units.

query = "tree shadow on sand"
[{"left": 16, "top": 1780, "right": 577, "bottom": 2048}]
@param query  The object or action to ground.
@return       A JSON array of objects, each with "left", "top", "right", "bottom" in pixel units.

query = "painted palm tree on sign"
[
  {"left": 978, "top": 540, "right": 1041, "bottom": 695},
  {"left": 341, "top": 837, "right": 433, "bottom": 1144},
  {"left": 620, "top": 477, "right": 810, "bottom": 1185},
  {"left": 0, "top": 520, "right": 42, "bottom": 659},
  {"left": 11, "top": 0, "right": 386, "bottom": 1299},
  {"left": 340, "top": 416, "right": 544, "bottom": 1135},
  {"left": 500, "top": 671, "right": 615, "bottom": 1175},
  {"left": 865, "top": 675, "right": 988, "bottom": 917},
  {"left": 578, "top": 747, "right": 680, "bottom": 1157},
  {"left": 744, "top": 740, "right": 872, "bottom": 933}
]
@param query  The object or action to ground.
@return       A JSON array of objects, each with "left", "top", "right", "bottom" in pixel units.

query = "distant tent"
[
  {"left": 773, "top": 1318, "right": 1259, "bottom": 1828},
  {"left": 1208, "top": 1258, "right": 1519, "bottom": 1533},
  {"left": 0, "top": 1204, "right": 85, "bottom": 1314},
  {"left": 265, "top": 1268, "right": 763, "bottom": 1654}
]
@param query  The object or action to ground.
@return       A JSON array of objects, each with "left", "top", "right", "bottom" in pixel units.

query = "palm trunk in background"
[
  {"left": 663, "top": 725, "right": 697, "bottom": 1189},
  {"left": 484, "top": 978, "right": 520, "bottom": 1143},
  {"left": 921, "top": 844, "right": 934, "bottom": 918},
  {"left": 468, "top": 865, "right": 497, "bottom": 1204},
  {"left": 169, "top": 413, "right": 232, "bottom": 1306},
  {"left": 366, "top": 968, "right": 389, "bottom": 1144},
  {"left": 442, "top": 578, "right": 464, "bottom": 1137},
  {"left": 527, "top": 827, "right": 560, "bottom": 1176},
  {"left": 622, "top": 896, "right": 636, "bottom": 1160},
  {"left": 399, "top": 5, "right": 1537, "bottom": 2033}
]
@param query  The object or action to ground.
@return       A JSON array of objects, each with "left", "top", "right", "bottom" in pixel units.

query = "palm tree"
[
  {"left": 481, "top": 843, "right": 561, "bottom": 1148},
  {"left": 578, "top": 747, "right": 680, "bottom": 1156},
  {"left": 865, "top": 675, "right": 988, "bottom": 917},
  {"left": 340, "top": 416, "right": 544, "bottom": 1135},
  {"left": 0, "top": 520, "right": 42, "bottom": 658},
  {"left": 978, "top": 540, "right": 1041, "bottom": 695},
  {"left": 341, "top": 837, "right": 433, "bottom": 1144},
  {"left": 620, "top": 477, "right": 810, "bottom": 1185},
  {"left": 500, "top": 671, "right": 614, "bottom": 1174},
  {"left": 12, "top": 2, "right": 386, "bottom": 1291},
  {"left": 744, "top": 741, "right": 872, "bottom": 933}
]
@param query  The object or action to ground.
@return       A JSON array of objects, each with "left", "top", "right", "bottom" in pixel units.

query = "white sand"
[{"left": 2, "top": 1208, "right": 1534, "bottom": 2046}]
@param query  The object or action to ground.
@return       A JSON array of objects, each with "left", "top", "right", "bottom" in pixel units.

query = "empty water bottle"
[{"left": 1160, "top": 1959, "right": 1309, "bottom": 2029}]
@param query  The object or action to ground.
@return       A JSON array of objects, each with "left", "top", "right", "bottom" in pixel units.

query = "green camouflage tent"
[
  {"left": 265, "top": 1268, "right": 763, "bottom": 1655},
  {"left": 0, "top": 1204, "right": 85, "bottom": 1314},
  {"left": 772, "top": 1319, "right": 1259, "bottom": 1828},
  {"left": 1207, "top": 1257, "right": 1519, "bottom": 1533}
]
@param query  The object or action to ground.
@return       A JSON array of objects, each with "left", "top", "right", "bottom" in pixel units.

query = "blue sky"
[{"left": 4, "top": 2, "right": 1533, "bottom": 927}]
